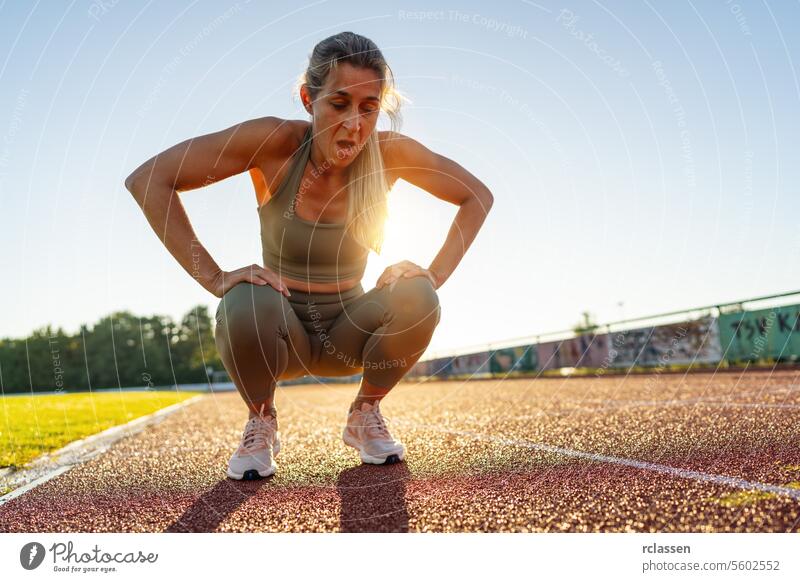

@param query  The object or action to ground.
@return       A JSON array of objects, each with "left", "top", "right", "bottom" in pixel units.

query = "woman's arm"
[
  {"left": 124, "top": 116, "right": 291, "bottom": 297},
  {"left": 380, "top": 131, "right": 494, "bottom": 288}
]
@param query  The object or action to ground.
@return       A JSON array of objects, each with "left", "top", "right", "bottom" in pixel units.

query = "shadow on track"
[
  {"left": 164, "top": 477, "right": 271, "bottom": 532},
  {"left": 337, "top": 462, "right": 411, "bottom": 532}
]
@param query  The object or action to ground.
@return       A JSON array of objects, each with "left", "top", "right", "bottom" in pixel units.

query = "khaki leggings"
[{"left": 214, "top": 276, "right": 441, "bottom": 406}]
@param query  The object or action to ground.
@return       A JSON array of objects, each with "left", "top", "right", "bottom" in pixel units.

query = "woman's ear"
[{"left": 299, "top": 84, "right": 313, "bottom": 115}]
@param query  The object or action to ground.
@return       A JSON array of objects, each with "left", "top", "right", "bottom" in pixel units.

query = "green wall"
[{"left": 719, "top": 305, "right": 800, "bottom": 362}]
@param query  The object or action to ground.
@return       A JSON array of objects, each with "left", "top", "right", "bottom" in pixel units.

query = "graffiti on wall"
[
  {"left": 536, "top": 334, "right": 609, "bottom": 370},
  {"left": 428, "top": 357, "right": 453, "bottom": 378},
  {"left": 408, "top": 357, "right": 451, "bottom": 378},
  {"left": 489, "top": 344, "right": 538, "bottom": 373},
  {"left": 449, "top": 351, "right": 492, "bottom": 375},
  {"left": 719, "top": 305, "right": 800, "bottom": 361},
  {"left": 608, "top": 316, "right": 722, "bottom": 367},
  {"left": 405, "top": 304, "right": 800, "bottom": 380}
]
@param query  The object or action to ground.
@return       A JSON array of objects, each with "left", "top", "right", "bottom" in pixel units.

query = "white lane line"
[
  {"left": 560, "top": 385, "right": 800, "bottom": 414},
  {"left": 486, "top": 399, "right": 800, "bottom": 423},
  {"left": 520, "top": 398, "right": 800, "bottom": 417},
  {"left": 695, "top": 401, "right": 800, "bottom": 410},
  {"left": 580, "top": 400, "right": 800, "bottom": 415},
  {"left": 396, "top": 421, "right": 800, "bottom": 501},
  {"left": 0, "top": 394, "right": 206, "bottom": 507},
  {"left": 0, "top": 466, "right": 72, "bottom": 506}
]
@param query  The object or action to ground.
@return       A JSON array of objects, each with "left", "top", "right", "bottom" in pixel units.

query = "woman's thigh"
[
  {"left": 309, "top": 287, "right": 384, "bottom": 377},
  {"left": 214, "top": 282, "right": 313, "bottom": 381},
  {"left": 314, "top": 276, "right": 441, "bottom": 377}
]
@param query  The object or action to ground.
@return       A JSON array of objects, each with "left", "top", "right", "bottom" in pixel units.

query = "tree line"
[{"left": 0, "top": 306, "right": 221, "bottom": 394}]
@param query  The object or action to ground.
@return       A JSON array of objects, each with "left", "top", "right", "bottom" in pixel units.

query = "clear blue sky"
[{"left": 1, "top": 0, "right": 798, "bottom": 358}]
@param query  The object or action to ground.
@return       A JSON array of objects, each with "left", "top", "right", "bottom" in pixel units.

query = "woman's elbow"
[
  {"left": 125, "top": 167, "right": 166, "bottom": 203},
  {"left": 475, "top": 188, "right": 494, "bottom": 216},
  {"left": 124, "top": 172, "right": 138, "bottom": 194}
]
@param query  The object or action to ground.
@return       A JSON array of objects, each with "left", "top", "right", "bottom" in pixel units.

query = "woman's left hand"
[{"left": 376, "top": 260, "right": 440, "bottom": 290}]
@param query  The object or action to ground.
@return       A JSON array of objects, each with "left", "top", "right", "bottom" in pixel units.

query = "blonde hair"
[{"left": 296, "top": 31, "right": 405, "bottom": 254}]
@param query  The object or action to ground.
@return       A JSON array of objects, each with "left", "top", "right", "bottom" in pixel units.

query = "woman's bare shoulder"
[
  {"left": 249, "top": 118, "right": 310, "bottom": 203},
  {"left": 377, "top": 129, "right": 402, "bottom": 151},
  {"left": 378, "top": 130, "right": 418, "bottom": 184},
  {"left": 377, "top": 130, "right": 405, "bottom": 179},
  {"left": 249, "top": 117, "right": 309, "bottom": 160},
  {"left": 377, "top": 129, "right": 422, "bottom": 160}
]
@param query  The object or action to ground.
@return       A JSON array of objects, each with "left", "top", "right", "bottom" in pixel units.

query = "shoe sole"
[
  {"left": 226, "top": 435, "right": 281, "bottom": 480},
  {"left": 226, "top": 462, "right": 277, "bottom": 480},
  {"left": 342, "top": 432, "right": 405, "bottom": 465}
]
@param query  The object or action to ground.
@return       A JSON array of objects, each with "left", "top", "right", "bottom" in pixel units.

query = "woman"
[{"left": 125, "top": 32, "right": 494, "bottom": 480}]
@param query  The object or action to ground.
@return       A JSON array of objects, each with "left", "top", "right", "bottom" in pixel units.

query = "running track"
[{"left": 1, "top": 370, "right": 799, "bottom": 532}]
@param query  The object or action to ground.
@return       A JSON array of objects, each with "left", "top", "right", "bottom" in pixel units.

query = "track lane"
[{"left": 1, "top": 371, "right": 798, "bottom": 532}]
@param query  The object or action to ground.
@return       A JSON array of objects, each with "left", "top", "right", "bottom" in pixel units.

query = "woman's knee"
[
  {"left": 383, "top": 276, "right": 441, "bottom": 327},
  {"left": 215, "top": 282, "right": 289, "bottom": 341}
]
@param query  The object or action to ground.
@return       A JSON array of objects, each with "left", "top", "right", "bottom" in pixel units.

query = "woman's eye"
[{"left": 331, "top": 103, "right": 378, "bottom": 113}]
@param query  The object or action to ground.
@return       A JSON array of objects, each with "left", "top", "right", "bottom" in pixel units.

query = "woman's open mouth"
[{"left": 336, "top": 140, "right": 357, "bottom": 156}]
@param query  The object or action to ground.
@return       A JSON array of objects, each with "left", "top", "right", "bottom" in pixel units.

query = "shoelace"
[
  {"left": 362, "top": 405, "right": 392, "bottom": 440},
  {"left": 239, "top": 403, "right": 276, "bottom": 453}
]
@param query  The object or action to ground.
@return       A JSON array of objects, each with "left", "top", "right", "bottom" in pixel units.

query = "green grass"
[{"left": 0, "top": 391, "right": 201, "bottom": 469}]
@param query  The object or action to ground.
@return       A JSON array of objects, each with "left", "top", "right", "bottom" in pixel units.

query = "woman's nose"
[{"left": 342, "top": 113, "right": 361, "bottom": 132}]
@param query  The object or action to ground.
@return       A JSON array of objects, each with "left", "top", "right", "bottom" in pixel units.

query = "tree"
[
  {"left": 0, "top": 304, "right": 222, "bottom": 393},
  {"left": 573, "top": 311, "right": 599, "bottom": 335}
]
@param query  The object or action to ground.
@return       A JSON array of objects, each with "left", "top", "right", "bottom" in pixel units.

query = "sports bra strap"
[{"left": 272, "top": 126, "right": 312, "bottom": 210}]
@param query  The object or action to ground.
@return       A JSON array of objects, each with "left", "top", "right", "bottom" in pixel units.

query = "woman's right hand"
[{"left": 210, "top": 264, "right": 292, "bottom": 298}]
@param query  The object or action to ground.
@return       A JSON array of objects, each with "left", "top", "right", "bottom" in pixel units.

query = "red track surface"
[{"left": 2, "top": 370, "right": 800, "bottom": 532}]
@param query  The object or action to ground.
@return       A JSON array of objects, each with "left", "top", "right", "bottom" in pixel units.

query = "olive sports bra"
[{"left": 258, "top": 125, "right": 369, "bottom": 283}]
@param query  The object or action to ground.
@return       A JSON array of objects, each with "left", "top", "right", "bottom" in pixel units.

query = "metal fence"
[{"left": 405, "top": 289, "right": 800, "bottom": 381}]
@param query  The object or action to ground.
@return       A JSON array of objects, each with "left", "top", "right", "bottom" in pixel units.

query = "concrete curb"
[{"left": 0, "top": 394, "right": 206, "bottom": 506}]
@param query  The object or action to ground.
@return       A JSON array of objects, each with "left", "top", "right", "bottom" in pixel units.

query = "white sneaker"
[
  {"left": 342, "top": 401, "right": 405, "bottom": 465},
  {"left": 227, "top": 403, "right": 281, "bottom": 480}
]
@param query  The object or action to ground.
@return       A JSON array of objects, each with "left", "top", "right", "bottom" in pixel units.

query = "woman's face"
[{"left": 303, "top": 62, "right": 383, "bottom": 169}]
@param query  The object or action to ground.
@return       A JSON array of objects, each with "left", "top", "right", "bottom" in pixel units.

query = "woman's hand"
[
  {"left": 209, "top": 264, "right": 292, "bottom": 298},
  {"left": 376, "top": 260, "right": 440, "bottom": 291}
]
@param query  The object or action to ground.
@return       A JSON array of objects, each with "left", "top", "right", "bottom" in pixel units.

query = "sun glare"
[{"left": 362, "top": 181, "right": 445, "bottom": 286}]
